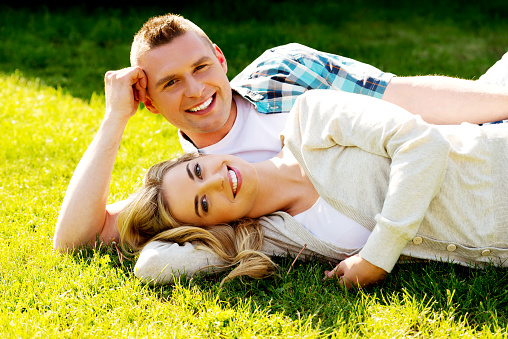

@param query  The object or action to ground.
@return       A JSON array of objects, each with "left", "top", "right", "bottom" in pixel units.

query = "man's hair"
[{"left": 130, "top": 13, "right": 214, "bottom": 66}]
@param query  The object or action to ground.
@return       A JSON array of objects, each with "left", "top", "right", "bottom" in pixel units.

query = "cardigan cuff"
[{"left": 358, "top": 221, "right": 411, "bottom": 273}]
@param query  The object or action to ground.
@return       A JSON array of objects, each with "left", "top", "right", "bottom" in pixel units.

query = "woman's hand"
[{"left": 324, "top": 254, "right": 387, "bottom": 289}]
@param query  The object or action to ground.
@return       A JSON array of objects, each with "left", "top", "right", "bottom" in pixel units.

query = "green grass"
[{"left": 2, "top": 1, "right": 508, "bottom": 337}]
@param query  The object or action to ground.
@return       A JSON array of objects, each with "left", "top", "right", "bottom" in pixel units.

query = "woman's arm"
[
  {"left": 135, "top": 241, "right": 228, "bottom": 284},
  {"left": 287, "top": 89, "right": 450, "bottom": 277}
]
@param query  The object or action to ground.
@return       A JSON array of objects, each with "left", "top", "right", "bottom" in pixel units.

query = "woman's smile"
[{"left": 227, "top": 166, "right": 241, "bottom": 197}]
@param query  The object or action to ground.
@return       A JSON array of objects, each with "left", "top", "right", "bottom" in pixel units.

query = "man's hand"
[
  {"left": 104, "top": 66, "right": 148, "bottom": 120},
  {"left": 324, "top": 254, "right": 387, "bottom": 289}
]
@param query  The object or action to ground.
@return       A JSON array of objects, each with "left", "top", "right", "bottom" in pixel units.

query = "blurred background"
[{"left": 2, "top": 0, "right": 508, "bottom": 100}]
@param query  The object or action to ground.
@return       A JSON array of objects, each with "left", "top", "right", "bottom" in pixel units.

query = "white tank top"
[
  {"left": 293, "top": 197, "right": 371, "bottom": 249},
  {"left": 198, "top": 96, "right": 372, "bottom": 249}
]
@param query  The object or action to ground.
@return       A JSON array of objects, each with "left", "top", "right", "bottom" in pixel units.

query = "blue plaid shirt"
[{"left": 230, "top": 43, "right": 395, "bottom": 114}]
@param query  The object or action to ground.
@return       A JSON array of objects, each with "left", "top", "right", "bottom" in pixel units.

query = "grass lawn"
[{"left": 2, "top": 1, "right": 508, "bottom": 337}]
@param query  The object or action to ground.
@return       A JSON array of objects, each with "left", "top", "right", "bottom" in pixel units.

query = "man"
[{"left": 54, "top": 13, "right": 508, "bottom": 284}]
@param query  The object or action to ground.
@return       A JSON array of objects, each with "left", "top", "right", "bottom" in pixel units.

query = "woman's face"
[{"left": 162, "top": 154, "right": 259, "bottom": 226}]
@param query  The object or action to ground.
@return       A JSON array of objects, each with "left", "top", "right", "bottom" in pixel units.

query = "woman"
[{"left": 119, "top": 89, "right": 508, "bottom": 288}]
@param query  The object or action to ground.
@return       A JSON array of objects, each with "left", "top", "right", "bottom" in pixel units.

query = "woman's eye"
[
  {"left": 201, "top": 196, "right": 209, "bottom": 212},
  {"left": 194, "top": 163, "right": 202, "bottom": 179}
]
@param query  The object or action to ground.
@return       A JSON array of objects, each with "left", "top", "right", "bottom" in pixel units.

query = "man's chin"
[{"left": 184, "top": 119, "right": 232, "bottom": 147}]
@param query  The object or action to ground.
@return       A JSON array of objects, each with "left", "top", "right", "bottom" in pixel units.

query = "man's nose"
[{"left": 184, "top": 76, "right": 205, "bottom": 97}]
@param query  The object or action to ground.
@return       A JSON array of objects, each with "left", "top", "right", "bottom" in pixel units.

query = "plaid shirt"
[{"left": 230, "top": 43, "right": 395, "bottom": 114}]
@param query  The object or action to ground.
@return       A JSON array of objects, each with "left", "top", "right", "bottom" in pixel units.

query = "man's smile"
[{"left": 187, "top": 94, "right": 216, "bottom": 114}]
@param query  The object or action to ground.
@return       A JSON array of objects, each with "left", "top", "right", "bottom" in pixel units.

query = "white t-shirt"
[
  {"left": 196, "top": 94, "right": 288, "bottom": 163},
  {"left": 180, "top": 95, "right": 371, "bottom": 249}
]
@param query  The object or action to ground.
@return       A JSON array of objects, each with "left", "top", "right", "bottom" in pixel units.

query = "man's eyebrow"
[
  {"left": 154, "top": 56, "right": 214, "bottom": 89},
  {"left": 194, "top": 195, "right": 201, "bottom": 218},
  {"left": 191, "top": 56, "right": 213, "bottom": 68},
  {"left": 186, "top": 163, "right": 195, "bottom": 181}
]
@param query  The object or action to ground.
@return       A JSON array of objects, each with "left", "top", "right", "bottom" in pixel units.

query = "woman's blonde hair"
[{"left": 118, "top": 153, "right": 276, "bottom": 285}]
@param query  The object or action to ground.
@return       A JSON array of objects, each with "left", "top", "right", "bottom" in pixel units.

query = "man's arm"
[
  {"left": 383, "top": 76, "right": 508, "bottom": 125},
  {"left": 53, "top": 67, "right": 147, "bottom": 252},
  {"left": 232, "top": 44, "right": 508, "bottom": 125}
]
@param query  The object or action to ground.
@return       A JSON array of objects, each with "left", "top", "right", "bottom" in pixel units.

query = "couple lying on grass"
[
  {"left": 54, "top": 14, "right": 508, "bottom": 289},
  {"left": 120, "top": 89, "right": 508, "bottom": 288}
]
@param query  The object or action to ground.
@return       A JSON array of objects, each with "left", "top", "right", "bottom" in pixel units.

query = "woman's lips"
[{"left": 227, "top": 166, "right": 242, "bottom": 198}]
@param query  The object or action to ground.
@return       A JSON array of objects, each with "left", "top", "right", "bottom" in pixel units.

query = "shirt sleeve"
[
  {"left": 285, "top": 89, "right": 450, "bottom": 272},
  {"left": 231, "top": 43, "right": 395, "bottom": 114}
]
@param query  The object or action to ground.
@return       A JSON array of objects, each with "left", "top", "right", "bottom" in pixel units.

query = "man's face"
[{"left": 140, "top": 32, "right": 234, "bottom": 145}]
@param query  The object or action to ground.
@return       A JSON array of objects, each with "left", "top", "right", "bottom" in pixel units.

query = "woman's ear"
[{"left": 144, "top": 96, "right": 160, "bottom": 114}]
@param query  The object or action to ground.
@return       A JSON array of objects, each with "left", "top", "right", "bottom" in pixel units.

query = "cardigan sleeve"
[
  {"left": 284, "top": 89, "right": 450, "bottom": 272},
  {"left": 134, "top": 241, "right": 228, "bottom": 285}
]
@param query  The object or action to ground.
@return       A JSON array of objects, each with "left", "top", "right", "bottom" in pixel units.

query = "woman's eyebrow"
[
  {"left": 194, "top": 196, "right": 201, "bottom": 218},
  {"left": 186, "top": 163, "right": 195, "bottom": 181},
  {"left": 186, "top": 162, "right": 202, "bottom": 218}
]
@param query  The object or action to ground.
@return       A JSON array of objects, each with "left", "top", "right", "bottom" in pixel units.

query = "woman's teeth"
[
  {"left": 228, "top": 169, "right": 238, "bottom": 196},
  {"left": 188, "top": 96, "right": 213, "bottom": 112}
]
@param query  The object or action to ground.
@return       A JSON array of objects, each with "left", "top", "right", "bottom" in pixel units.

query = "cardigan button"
[
  {"left": 446, "top": 244, "right": 457, "bottom": 252},
  {"left": 481, "top": 249, "right": 491, "bottom": 256},
  {"left": 412, "top": 236, "right": 423, "bottom": 245}
]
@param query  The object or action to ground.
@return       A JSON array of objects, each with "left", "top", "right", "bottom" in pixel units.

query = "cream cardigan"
[{"left": 134, "top": 90, "right": 508, "bottom": 284}]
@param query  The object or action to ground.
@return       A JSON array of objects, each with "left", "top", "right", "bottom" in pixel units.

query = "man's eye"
[
  {"left": 164, "top": 79, "right": 177, "bottom": 88},
  {"left": 194, "top": 163, "right": 202, "bottom": 179},
  {"left": 195, "top": 64, "right": 208, "bottom": 71},
  {"left": 201, "top": 196, "right": 209, "bottom": 212}
]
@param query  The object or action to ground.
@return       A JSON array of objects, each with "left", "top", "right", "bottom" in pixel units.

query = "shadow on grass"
[
  {"left": 67, "top": 236, "right": 508, "bottom": 332},
  {"left": 2, "top": 1, "right": 508, "bottom": 101},
  {"left": 67, "top": 241, "right": 137, "bottom": 278},
  {"left": 96, "top": 245, "right": 507, "bottom": 331},
  {"left": 205, "top": 259, "right": 508, "bottom": 330}
]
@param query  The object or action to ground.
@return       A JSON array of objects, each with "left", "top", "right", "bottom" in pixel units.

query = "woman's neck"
[{"left": 247, "top": 147, "right": 319, "bottom": 218}]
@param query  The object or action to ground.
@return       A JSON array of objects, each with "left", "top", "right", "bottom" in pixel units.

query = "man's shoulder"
[
  {"left": 230, "top": 43, "right": 323, "bottom": 84},
  {"left": 257, "top": 43, "right": 322, "bottom": 61},
  {"left": 265, "top": 42, "right": 310, "bottom": 53}
]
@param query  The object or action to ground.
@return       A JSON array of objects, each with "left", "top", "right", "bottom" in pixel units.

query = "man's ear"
[
  {"left": 144, "top": 97, "right": 160, "bottom": 114},
  {"left": 214, "top": 44, "right": 228, "bottom": 73}
]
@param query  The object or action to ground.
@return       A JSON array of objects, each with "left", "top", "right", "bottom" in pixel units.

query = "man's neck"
[{"left": 184, "top": 97, "right": 238, "bottom": 149}]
